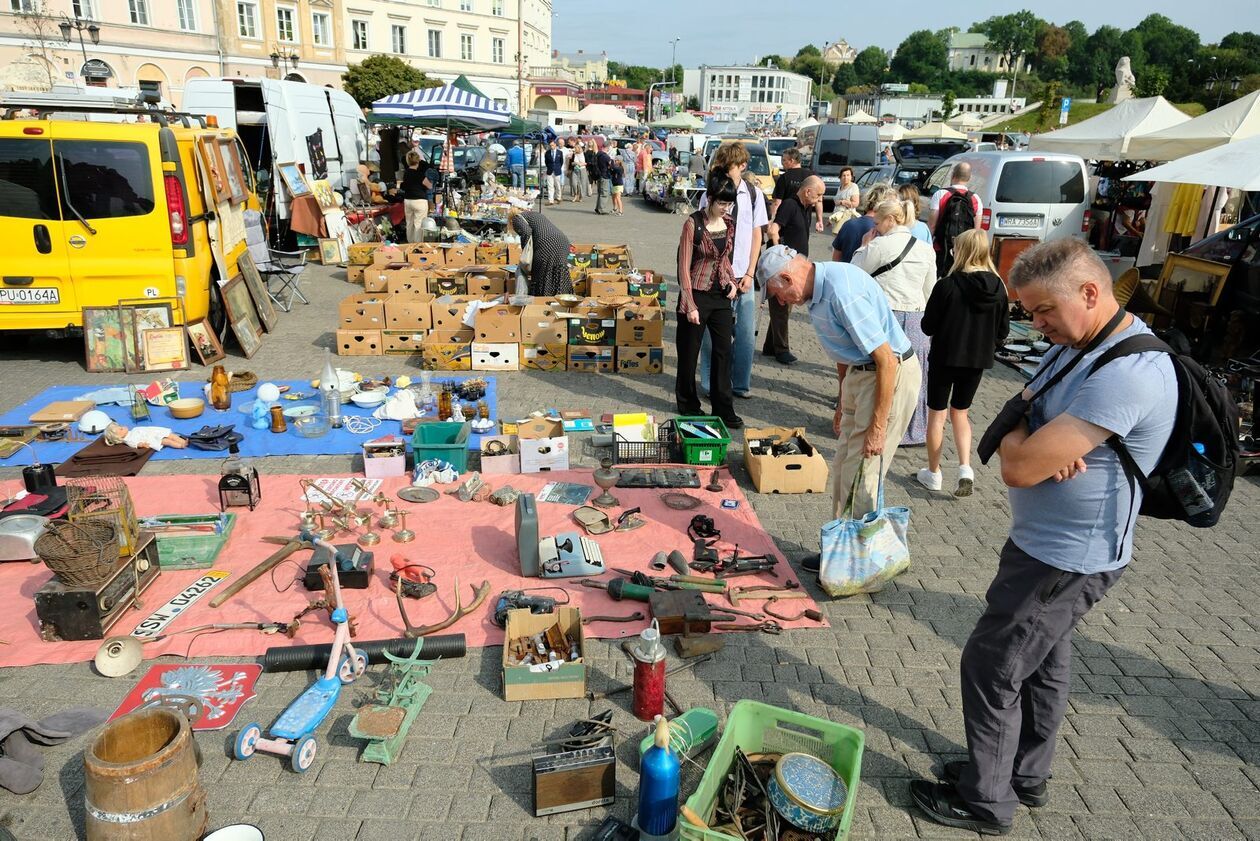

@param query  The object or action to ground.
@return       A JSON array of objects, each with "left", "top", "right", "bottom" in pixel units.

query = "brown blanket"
[{"left": 54, "top": 437, "right": 154, "bottom": 477}]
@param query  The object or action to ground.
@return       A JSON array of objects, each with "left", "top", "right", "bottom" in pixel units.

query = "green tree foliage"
[
  {"left": 890, "top": 30, "right": 949, "bottom": 87},
  {"left": 795, "top": 44, "right": 822, "bottom": 58},
  {"left": 1035, "top": 81, "right": 1062, "bottom": 131},
  {"left": 831, "top": 63, "right": 858, "bottom": 93},
  {"left": 341, "top": 55, "right": 441, "bottom": 108},
  {"left": 607, "top": 62, "right": 667, "bottom": 93},
  {"left": 908, "top": 83, "right": 930, "bottom": 94},
  {"left": 972, "top": 10, "right": 1043, "bottom": 73},
  {"left": 791, "top": 53, "right": 828, "bottom": 86},
  {"left": 941, "top": 90, "right": 957, "bottom": 119},
  {"left": 853, "top": 46, "right": 889, "bottom": 87},
  {"left": 1132, "top": 67, "right": 1170, "bottom": 98},
  {"left": 1079, "top": 25, "right": 1127, "bottom": 97},
  {"left": 757, "top": 54, "right": 788, "bottom": 69},
  {"left": 1033, "top": 24, "right": 1071, "bottom": 80},
  {"left": 1220, "top": 31, "right": 1260, "bottom": 54}
]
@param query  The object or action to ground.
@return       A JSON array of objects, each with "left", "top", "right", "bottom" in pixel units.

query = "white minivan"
[{"left": 922, "top": 151, "right": 1091, "bottom": 243}]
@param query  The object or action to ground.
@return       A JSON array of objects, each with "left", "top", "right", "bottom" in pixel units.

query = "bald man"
[{"left": 764, "top": 174, "right": 826, "bottom": 364}]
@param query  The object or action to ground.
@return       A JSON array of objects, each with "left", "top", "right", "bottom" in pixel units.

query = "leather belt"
[{"left": 853, "top": 347, "right": 914, "bottom": 371}]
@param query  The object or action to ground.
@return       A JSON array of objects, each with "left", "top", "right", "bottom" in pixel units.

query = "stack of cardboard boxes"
[{"left": 337, "top": 242, "right": 665, "bottom": 375}]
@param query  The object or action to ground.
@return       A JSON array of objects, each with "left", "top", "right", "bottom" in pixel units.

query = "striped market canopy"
[{"left": 371, "top": 84, "right": 510, "bottom": 130}]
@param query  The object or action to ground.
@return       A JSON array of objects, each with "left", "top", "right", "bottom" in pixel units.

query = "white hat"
[{"left": 755, "top": 244, "right": 800, "bottom": 288}]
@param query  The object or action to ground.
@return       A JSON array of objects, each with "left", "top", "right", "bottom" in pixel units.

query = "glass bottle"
[
  {"left": 319, "top": 348, "right": 343, "bottom": 429},
  {"left": 210, "top": 365, "right": 231, "bottom": 412},
  {"left": 477, "top": 400, "right": 489, "bottom": 421},
  {"left": 437, "top": 383, "right": 453, "bottom": 421}
]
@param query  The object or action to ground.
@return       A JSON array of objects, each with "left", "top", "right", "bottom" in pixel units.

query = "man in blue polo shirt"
[
  {"left": 506, "top": 140, "right": 525, "bottom": 189},
  {"left": 759, "top": 245, "right": 922, "bottom": 572}
]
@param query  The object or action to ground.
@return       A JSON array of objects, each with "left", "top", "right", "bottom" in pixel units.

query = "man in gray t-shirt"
[{"left": 912, "top": 240, "right": 1177, "bottom": 835}]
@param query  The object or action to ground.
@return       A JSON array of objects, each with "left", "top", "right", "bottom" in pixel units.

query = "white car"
[{"left": 765, "top": 136, "right": 797, "bottom": 172}]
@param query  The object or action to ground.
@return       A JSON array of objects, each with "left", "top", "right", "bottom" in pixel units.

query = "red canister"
[{"left": 631, "top": 620, "right": 667, "bottom": 721}]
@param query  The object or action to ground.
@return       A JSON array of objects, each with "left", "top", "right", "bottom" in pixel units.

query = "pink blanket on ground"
[{"left": 0, "top": 472, "right": 824, "bottom": 667}]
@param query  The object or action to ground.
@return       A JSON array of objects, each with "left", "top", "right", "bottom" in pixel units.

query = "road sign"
[{"left": 1059, "top": 97, "right": 1071, "bottom": 126}]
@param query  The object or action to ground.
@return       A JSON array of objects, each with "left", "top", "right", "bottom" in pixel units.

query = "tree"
[
  {"left": 795, "top": 44, "right": 821, "bottom": 58},
  {"left": 757, "top": 54, "right": 788, "bottom": 70},
  {"left": 1220, "top": 31, "right": 1260, "bottom": 55},
  {"left": 791, "top": 54, "right": 827, "bottom": 87},
  {"left": 607, "top": 62, "right": 666, "bottom": 92},
  {"left": 1082, "top": 25, "right": 1127, "bottom": 99},
  {"left": 13, "top": 0, "right": 59, "bottom": 91},
  {"left": 972, "top": 10, "right": 1042, "bottom": 74},
  {"left": 852, "top": 46, "right": 889, "bottom": 87},
  {"left": 908, "top": 82, "right": 930, "bottom": 94},
  {"left": 941, "top": 90, "right": 957, "bottom": 120},
  {"left": 1132, "top": 67, "right": 1170, "bottom": 98},
  {"left": 889, "top": 29, "right": 948, "bottom": 87},
  {"left": 1035, "top": 81, "right": 1062, "bottom": 131},
  {"left": 830, "top": 63, "right": 858, "bottom": 93},
  {"left": 1033, "top": 24, "right": 1071, "bottom": 80},
  {"left": 342, "top": 55, "right": 441, "bottom": 108},
  {"left": 1063, "top": 20, "right": 1092, "bottom": 87},
  {"left": 1132, "top": 14, "right": 1200, "bottom": 100}
]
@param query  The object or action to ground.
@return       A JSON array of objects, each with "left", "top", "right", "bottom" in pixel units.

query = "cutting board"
[
  {"left": 28, "top": 400, "right": 95, "bottom": 423},
  {"left": 0, "top": 426, "right": 38, "bottom": 458}
]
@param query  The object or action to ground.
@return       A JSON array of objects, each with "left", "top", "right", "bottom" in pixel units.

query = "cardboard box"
[
  {"left": 406, "top": 245, "right": 445, "bottom": 270},
  {"left": 616, "top": 345, "right": 664, "bottom": 375},
  {"left": 744, "top": 426, "right": 830, "bottom": 494},
  {"left": 429, "top": 326, "right": 474, "bottom": 342},
  {"left": 474, "top": 305, "right": 523, "bottom": 343},
  {"left": 336, "top": 329, "right": 382, "bottom": 356},
  {"left": 465, "top": 269, "right": 510, "bottom": 297},
  {"left": 521, "top": 343, "right": 567, "bottom": 372},
  {"left": 444, "top": 244, "right": 475, "bottom": 267},
  {"left": 479, "top": 434, "right": 520, "bottom": 474},
  {"left": 385, "top": 292, "right": 435, "bottom": 330},
  {"left": 346, "top": 265, "right": 366, "bottom": 285},
  {"left": 420, "top": 336, "right": 471, "bottom": 371},
  {"left": 382, "top": 330, "right": 427, "bottom": 356},
  {"left": 362, "top": 263, "right": 407, "bottom": 293},
  {"left": 519, "top": 436, "right": 570, "bottom": 473},
  {"left": 516, "top": 417, "right": 564, "bottom": 440},
  {"left": 339, "top": 293, "right": 388, "bottom": 329},
  {"left": 568, "top": 315, "right": 616, "bottom": 346},
  {"left": 570, "top": 243, "right": 633, "bottom": 269},
  {"left": 502, "top": 607, "right": 585, "bottom": 701},
  {"left": 589, "top": 279, "right": 630, "bottom": 298},
  {"left": 362, "top": 437, "right": 407, "bottom": 479},
  {"left": 348, "top": 243, "right": 379, "bottom": 266},
  {"left": 616, "top": 305, "right": 665, "bottom": 346},
  {"left": 567, "top": 345, "right": 614, "bottom": 373},
  {"left": 431, "top": 298, "right": 477, "bottom": 333},
  {"left": 520, "top": 305, "right": 568, "bottom": 345},
  {"left": 428, "top": 275, "right": 468, "bottom": 297},
  {"left": 472, "top": 342, "right": 520, "bottom": 371},
  {"left": 371, "top": 244, "right": 406, "bottom": 267}
]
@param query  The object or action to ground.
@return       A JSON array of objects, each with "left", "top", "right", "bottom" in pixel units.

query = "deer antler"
[{"left": 396, "top": 575, "right": 490, "bottom": 638}]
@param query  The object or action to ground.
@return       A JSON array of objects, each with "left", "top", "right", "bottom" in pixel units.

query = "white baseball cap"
[{"left": 756, "top": 244, "right": 800, "bottom": 288}]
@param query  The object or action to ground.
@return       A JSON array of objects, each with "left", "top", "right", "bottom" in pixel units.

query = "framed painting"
[
  {"left": 219, "top": 138, "right": 247, "bottom": 205},
  {"left": 318, "top": 237, "right": 343, "bottom": 265},
  {"left": 310, "top": 178, "right": 337, "bottom": 211},
  {"left": 197, "top": 136, "right": 231, "bottom": 203},
  {"left": 236, "top": 251, "right": 277, "bottom": 333},
  {"left": 276, "top": 162, "right": 311, "bottom": 198},
  {"left": 141, "top": 327, "right": 189, "bottom": 372},
  {"left": 221, "top": 275, "right": 263, "bottom": 359},
  {"left": 119, "top": 302, "right": 173, "bottom": 372},
  {"left": 185, "top": 318, "right": 226, "bottom": 365},
  {"left": 1154, "top": 253, "right": 1232, "bottom": 309},
  {"left": 82, "top": 307, "right": 126, "bottom": 373}
]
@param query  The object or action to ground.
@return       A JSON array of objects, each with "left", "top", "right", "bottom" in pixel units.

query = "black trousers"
[
  {"left": 957, "top": 540, "right": 1124, "bottom": 824},
  {"left": 763, "top": 297, "right": 792, "bottom": 355},
  {"left": 675, "top": 291, "right": 735, "bottom": 419}
]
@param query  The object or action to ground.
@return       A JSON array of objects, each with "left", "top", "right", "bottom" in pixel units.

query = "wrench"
[
  {"left": 729, "top": 580, "right": 799, "bottom": 604},
  {"left": 582, "top": 611, "right": 647, "bottom": 625},
  {"left": 714, "top": 620, "right": 782, "bottom": 635}
]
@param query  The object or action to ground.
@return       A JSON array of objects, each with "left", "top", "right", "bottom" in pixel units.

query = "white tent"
[
  {"left": 1124, "top": 132, "right": 1260, "bottom": 190},
  {"left": 844, "top": 109, "right": 879, "bottom": 124},
  {"left": 570, "top": 103, "right": 639, "bottom": 128},
  {"left": 1027, "top": 96, "right": 1189, "bottom": 160},
  {"left": 878, "top": 123, "right": 906, "bottom": 142},
  {"left": 904, "top": 122, "right": 967, "bottom": 140},
  {"left": 1126, "top": 90, "right": 1260, "bottom": 161},
  {"left": 947, "top": 112, "right": 983, "bottom": 129},
  {"left": 793, "top": 116, "right": 819, "bottom": 130}
]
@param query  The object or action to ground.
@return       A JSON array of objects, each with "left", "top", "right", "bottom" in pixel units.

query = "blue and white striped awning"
[{"left": 371, "top": 84, "right": 510, "bottom": 130}]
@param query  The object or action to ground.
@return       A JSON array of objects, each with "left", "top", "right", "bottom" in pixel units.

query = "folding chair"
[{"left": 244, "top": 210, "right": 309, "bottom": 312}]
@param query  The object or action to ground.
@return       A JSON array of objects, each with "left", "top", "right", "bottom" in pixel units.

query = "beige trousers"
[
  {"left": 404, "top": 198, "right": 429, "bottom": 243},
  {"left": 832, "top": 354, "right": 922, "bottom": 519}
]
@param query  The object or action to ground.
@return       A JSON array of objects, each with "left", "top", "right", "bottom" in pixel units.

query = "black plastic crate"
[{"left": 613, "top": 420, "right": 680, "bottom": 464}]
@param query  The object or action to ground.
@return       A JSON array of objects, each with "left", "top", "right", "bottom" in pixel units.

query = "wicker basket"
[
  {"left": 34, "top": 520, "right": 119, "bottom": 587},
  {"left": 205, "top": 371, "right": 257, "bottom": 393}
]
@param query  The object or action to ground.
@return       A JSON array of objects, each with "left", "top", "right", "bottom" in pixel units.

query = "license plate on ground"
[
  {"left": 998, "top": 215, "right": 1041, "bottom": 229},
  {"left": 0, "top": 287, "right": 59, "bottom": 304}
]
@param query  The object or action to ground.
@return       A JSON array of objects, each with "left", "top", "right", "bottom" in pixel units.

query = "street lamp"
[
  {"left": 1206, "top": 75, "right": 1242, "bottom": 108},
  {"left": 666, "top": 37, "right": 681, "bottom": 117},
  {"left": 269, "top": 48, "right": 300, "bottom": 78},
  {"left": 59, "top": 11, "right": 101, "bottom": 80}
]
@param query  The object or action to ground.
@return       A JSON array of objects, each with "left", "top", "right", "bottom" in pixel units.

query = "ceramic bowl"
[
  {"left": 168, "top": 398, "right": 205, "bottom": 419},
  {"left": 350, "top": 390, "right": 387, "bottom": 409},
  {"left": 283, "top": 404, "right": 319, "bottom": 420},
  {"left": 1003, "top": 344, "right": 1032, "bottom": 354},
  {"left": 1032, "top": 341, "right": 1051, "bottom": 352}
]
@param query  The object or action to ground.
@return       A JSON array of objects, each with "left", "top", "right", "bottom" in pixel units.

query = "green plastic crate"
[
  {"left": 674, "top": 416, "right": 730, "bottom": 466},
  {"left": 410, "top": 421, "right": 471, "bottom": 472},
  {"left": 151, "top": 513, "right": 237, "bottom": 570},
  {"left": 681, "top": 700, "right": 865, "bottom": 841}
]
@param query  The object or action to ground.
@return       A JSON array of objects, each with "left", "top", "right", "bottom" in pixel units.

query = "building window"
[
  {"left": 492, "top": 0, "right": 503, "bottom": 14},
  {"left": 352, "top": 20, "right": 367, "bottom": 49},
  {"left": 392, "top": 25, "right": 406, "bottom": 54},
  {"left": 128, "top": 0, "right": 149, "bottom": 25},
  {"left": 176, "top": 0, "right": 196, "bottom": 30},
  {"left": 460, "top": 33, "right": 473, "bottom": 61},
  {"left": 460, "top": 0, "right": 472, "bottom": 9},
  {"left": 492, "top": 37, "right": 504, "bottom": 63},
  {"left": 427, "top": 0, "right": 439, "bottom": 6},
  {"left": 236, "top": 2, "right": 258, "bottom": 38},
  {"left": 312, "top": 12, "right": 331, "bottom": 46},
  {"left": 494, "top": 97, "right": 508, "bottom": 109},
  {"left": 427, "top": 29, "right": 441, "bottom": 57},
  {"left": 10, "top": 0, "right": 37, "bottom": 11},
  {"left": 276, "top": 7, "right": 296, "bottom": 42},
  {"left": 71, "top": 0, "right": 94, "bottom": 17}
]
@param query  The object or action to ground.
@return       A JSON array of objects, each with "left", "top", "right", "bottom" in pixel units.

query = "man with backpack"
[
  {"left": 912, "top": 239, "right": 1184, "bottom": 835},
  {"left": 928, "top": 162, "right": 983, "bottom": 276}
]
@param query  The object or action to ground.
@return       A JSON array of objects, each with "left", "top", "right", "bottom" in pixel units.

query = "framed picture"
[
  {"left": 141, "top": 327, "right": 189, "bottom": 372},
  {"left": 310, "top": 178, "right": 337, "bottom": 211},
  {"left": 221, "top": 275, "right": 263, "bottom": 359},
  {"left": 219, "top": 138, "right": 247, "bottom": 205},
  {"left": 1154, "top": 253, "right": 1232, "bottom": 309},
  {"left": 276, "top": 162, "right": 311, "bottom": 198},
  {"left": 318, "top": 237, "right": 343, "bottom": 265},
  {"left": 197, "top": 136, "right": 231, "bottom": 203},
  {"left": 185, "top": 318, "right": 225, "bottom": 365},
  {"left": 118, "top": 302, "right": 173, "bottom": 372},
  {"left": 82, "top": 307, "right": 126, "bottom": 373},
  {"left": 236, "top": 251, "right": 278, "bottom": 333}
]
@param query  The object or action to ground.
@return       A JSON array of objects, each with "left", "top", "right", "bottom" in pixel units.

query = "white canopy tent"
[
  {"left": 1027, "top": 96, "right": 1189, "bottom": 160},
  {"left": 793, "top": 116, "right": 819, "bottom": 130},
  {"left": 1124, "top": 132, "right": 1260, "bottom": 191},
  {"left": 1126, "top": 90, "right": 1260, "bottom": 161},
  {"left": 843, "top": 109, "right": 879, "bottom": 124},
  {"left": 904, "top": 122, "right": 967, "bottom": 140},
  {"left": 878, "top": 123, "right": 906, "bottom": 142},
  {"left": 947, "top": 112, "right": 983, "bottom": 129},
  {"left": 570, "top": 103, "right": 639, "bottom": 128}
]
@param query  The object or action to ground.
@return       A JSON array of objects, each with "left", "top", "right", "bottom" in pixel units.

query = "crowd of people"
[{"left": 540, "top": 136, "right": 662, "bottom": 215}]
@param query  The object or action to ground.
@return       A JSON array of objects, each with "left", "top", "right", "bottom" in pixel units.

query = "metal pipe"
[{"left": 262, "top": 634, "right": 467, "bottom": 672}]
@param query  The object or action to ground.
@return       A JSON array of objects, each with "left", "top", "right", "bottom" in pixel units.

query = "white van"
[
  {"left": 182, "top": 78, "right": 366, "bottom": 220},
  {"left": 922, "top": 151, "right": 1091, "bottom": 243}
]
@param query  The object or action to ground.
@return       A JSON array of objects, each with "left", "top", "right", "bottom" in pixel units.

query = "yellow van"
[{"left": 0, "top": 92, "right": 254, "bottom": 335}]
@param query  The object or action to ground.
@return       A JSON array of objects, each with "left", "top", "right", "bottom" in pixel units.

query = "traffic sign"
[{"left": 1059, "top": 97, "right": 1071, "bottom": 126}]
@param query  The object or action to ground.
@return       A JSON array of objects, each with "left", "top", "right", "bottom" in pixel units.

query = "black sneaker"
[
  {"left": 801, "top": 553, "right": 821, "bottom": 573},
  {"left": 775, "top": 352, "right": 798, "bottom": 365},
  {"left": 909, "top": 780, "right": 1012, "bottom": 836},
  {"left": 721, "top": 415, "right": 744, "bottom": 430},
  {"left": 940, "top": 761, "right": 1048, "bottom": 808}
]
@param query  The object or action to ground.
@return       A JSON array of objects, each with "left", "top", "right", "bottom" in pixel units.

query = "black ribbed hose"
[{"left": 262, "top": 634, "right": 467, "bottom": 672}]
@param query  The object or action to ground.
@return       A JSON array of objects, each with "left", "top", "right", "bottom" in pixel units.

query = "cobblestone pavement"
[{"left": 1, "top": 195, "right": 1258, "bottom": 841}]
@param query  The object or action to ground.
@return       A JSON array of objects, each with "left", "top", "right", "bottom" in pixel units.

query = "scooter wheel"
[
  {"left": 338, "top": 650, "right": 368, "bottom": 684},
  {"left": 291, "top": 735, "right": 317, "bottom": 772},
  {"left": 234, "top": 723, "right": 262, "bottom": 760}
]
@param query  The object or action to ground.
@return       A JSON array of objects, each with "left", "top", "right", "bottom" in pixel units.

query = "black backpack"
[
  {"left": 1086, "top": 334, "right": 1240, "bottom": 528},
  {"left": 935, "top": 187, "right": 976, "bottom": 274}
]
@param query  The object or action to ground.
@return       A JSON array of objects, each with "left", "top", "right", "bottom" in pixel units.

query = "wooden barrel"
[{"left": 84, "top": 708, "right": 207, "bottom": 841}]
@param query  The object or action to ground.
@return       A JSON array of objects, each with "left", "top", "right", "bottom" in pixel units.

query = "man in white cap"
[{"left": 757, "top": 244, "right": 922, "bottom": 572}]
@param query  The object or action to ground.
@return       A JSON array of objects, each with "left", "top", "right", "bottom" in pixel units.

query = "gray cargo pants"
[{"left": 957, "top": 540, "right": 1124, "bottom": 824}]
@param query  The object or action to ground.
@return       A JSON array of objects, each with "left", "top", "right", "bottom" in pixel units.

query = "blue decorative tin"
[{"left": 768, "top": 752, "right": 847, "bottom": 833}]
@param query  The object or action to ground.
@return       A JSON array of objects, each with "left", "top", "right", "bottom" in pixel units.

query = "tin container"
[{"left": 767, "top": 752, "right": 847, "bottom": 833}]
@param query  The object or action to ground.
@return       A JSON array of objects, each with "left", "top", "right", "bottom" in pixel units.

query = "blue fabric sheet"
[{"left": 0, "top": 377, "right": 497, "bottom": 467}]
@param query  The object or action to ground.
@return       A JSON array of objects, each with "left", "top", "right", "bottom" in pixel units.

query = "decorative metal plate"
[
  {"left": 661, "top": 492, "right": 702, "bottom": 510},
  {"left": 397, "top": 487, "right": 440, "bottom": 504}
]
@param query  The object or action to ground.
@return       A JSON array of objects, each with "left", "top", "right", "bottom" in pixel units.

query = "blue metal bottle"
[{"left": 637, "top": 717, "right": 680, "bottom": 837}]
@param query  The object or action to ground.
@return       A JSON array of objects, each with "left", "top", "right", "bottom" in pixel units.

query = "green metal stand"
[{"left": 348, "top": 639, "right": 434, "bottom": 765}]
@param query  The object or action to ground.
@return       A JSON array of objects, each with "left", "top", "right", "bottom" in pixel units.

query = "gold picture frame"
[
  {"left": 219, "top": 138, "right": 247, "bottom": 205},
  {"left": 276, "top": 162, "right": 311, "bottom": 198},
  {"left": 1154, "top": 253, "right": 1232, "bottom": 309},
  {"left": 318, "top": 237, "right": 343, "bottom": 265},
  {"left": 236, "top": 251, "right": 277, "bottom": 333},
  {"left": 185, "top": 317, "right": 226, "bottom": 365},
  {"left": 197, "top": 136, "right": 232, "bottom": 203},
  {"left": 221, "top": 275, "right": 263, "bottom": 359},
  {"left": 141, "top": 326, "right": 189, "bottom": 372}
]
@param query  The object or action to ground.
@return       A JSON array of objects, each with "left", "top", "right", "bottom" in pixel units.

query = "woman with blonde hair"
[
  {"left": 398, "top": 149, "right": 432, "bottom": 243},
  {"left": 852, "top": 198, "right": 937, "bottom": 445},
  {"left": 899, "top": 183, "right": 933, "bottom": 245},
  {"left": 918, "top": 228, "right": 1009, "bottom": 495}
]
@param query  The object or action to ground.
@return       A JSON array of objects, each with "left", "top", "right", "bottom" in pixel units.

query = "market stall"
[{"left": 1027, "top": 95, "right": 1190, "bottom": 160}]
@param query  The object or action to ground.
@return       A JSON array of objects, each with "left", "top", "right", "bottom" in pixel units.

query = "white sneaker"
[
  {"left": 916, "top": 468, "right": 943, "bottom": 491},
  {"left": 955, "top": 465, "right": 975, "bottom": 497}
]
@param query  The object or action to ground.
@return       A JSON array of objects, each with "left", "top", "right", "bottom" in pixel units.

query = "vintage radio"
[
  {"left": 35, "top": 532, "right": 160, "bottom": 641},
  {"left": 531, "top": 744, "right": 616, "bottom": 816}
]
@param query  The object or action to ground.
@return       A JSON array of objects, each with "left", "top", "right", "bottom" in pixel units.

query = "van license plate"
[
  {"left": 0, "top": 287, "right": 59, "bottom": 304},
  {"left": 998, "top": 215, "right": 1041, "bottom": 228}
]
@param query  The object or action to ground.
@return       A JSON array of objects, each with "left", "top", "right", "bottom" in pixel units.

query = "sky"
[{"left": 551, "top": 0, "right": 1252, "bottom": 68}]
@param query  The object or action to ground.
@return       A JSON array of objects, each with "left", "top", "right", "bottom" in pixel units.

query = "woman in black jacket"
[{"left": 918, "top": 229, "right": 1010, "bottom": 497}]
